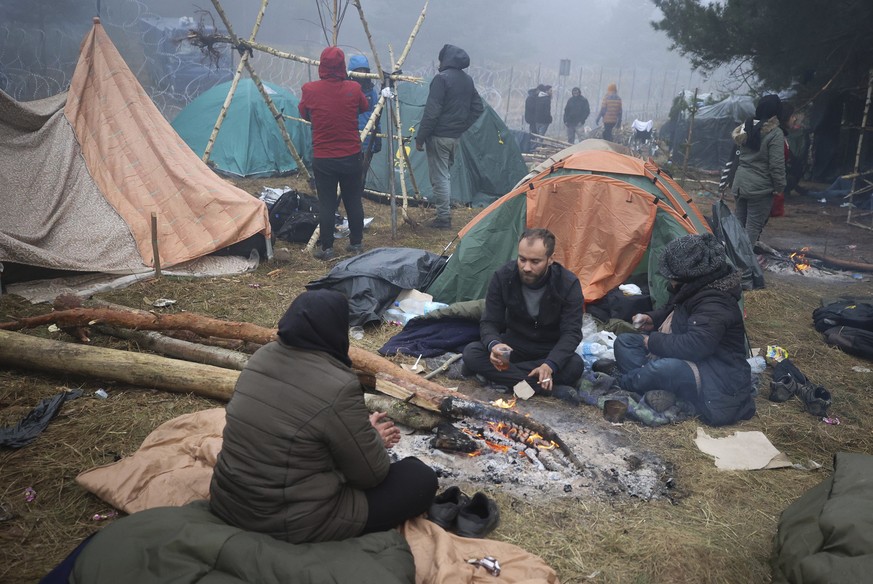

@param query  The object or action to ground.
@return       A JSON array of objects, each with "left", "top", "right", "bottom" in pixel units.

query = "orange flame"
[
  {"left": 790, "top": 246, "right": 811, "bottom": 272},
  {"left": 490, "top": 397, "right": 517, "bottom": 409}
]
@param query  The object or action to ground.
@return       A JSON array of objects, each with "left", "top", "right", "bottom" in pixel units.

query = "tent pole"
[
  {"left": 351, "top": 0, "right": 384, "bottom": 80},
  {"left": 682, "top": 87, "right": 699, "bottom": 179},
  {"left": 847, "top": 67, "right": 873, "bottom": 229},
  {"left": 389, "top": 45, "right": 413, "bottom": 225},
  {"left": 385, "top": 74, "right": 397, "bottom": 239},
  {"left": 202, "top": 0, "right": 268, "bottom": 166},
  {"left": 210, "top": 0, "right": 311, "bottom": 181},
  {"left": 150, "top": 212, "right": 162, "bottom": 277}
]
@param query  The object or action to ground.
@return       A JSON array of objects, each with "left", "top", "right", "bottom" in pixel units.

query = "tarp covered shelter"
[
  {"left": 427, "top": 149, "right": 711, "bottom": 309},
  {"left": 669, "top": 95, "right": 755, "bottom": 170},
  {"left": 172, "top": 79, "right": 312, "bottom": 177},
  {"left": 366, "top": 82, "right": 527, "bottom": 207},
  {"left": 0, "top": 20, "right": 270, "bottom": 283}
]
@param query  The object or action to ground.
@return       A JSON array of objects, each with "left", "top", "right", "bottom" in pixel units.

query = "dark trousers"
[
  {"left": 312, "top": 153, "right": 364, "bottom": 251},
  {"left": 361, "top": 457, "right": 438, "bottom": 534},
  {"left": 602, "top": 122, "right": 616, "bottom": 142},
  {"left": 462, "top": 340, "right": 585, "bottom": 389},
  {"left": 614, "top": 333, "right": 698, "bottom": 401}
]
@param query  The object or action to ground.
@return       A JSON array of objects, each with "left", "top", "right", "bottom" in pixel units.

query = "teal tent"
[
  {"left": 172, "top": 79, "right": 312, "bottom": 178},
  {"left": 365, "top": 82, "right": 527, "bottom": 207}
]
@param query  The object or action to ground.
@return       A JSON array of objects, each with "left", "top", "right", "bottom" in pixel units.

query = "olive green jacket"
[
  {"left": 210, "top": 341, "right": 390, "bottom": 543},
  {"left": 731, "top": 116, "right": 786, "bottom": 198}
]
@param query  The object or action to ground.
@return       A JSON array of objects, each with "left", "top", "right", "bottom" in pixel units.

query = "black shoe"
[
  {"left": 592, "top": 358, "right": 620, "bottom": 378},
  {"left": 312, "top": 247, "right": 336, "bottom": 261},
  {"left": 428, "top": 217, "right": 452, "bottom": 229},
  {"left": 347, "top": 243, "right": 363, "bottom": 255},
  {"left": 798, "top": 384, "right": 832, "bottom": 417},
  {"left": 455, "top": 492, "right": 500, "bottom": 538},
  {"left": 552, "top": 384, "right": 581, "bottom": 406},
  {"left": 768, "top": 373, "right": 799, "bottom": 402},
  {"left": 427, "top": 486, "right": 470, "bottom": 530}
]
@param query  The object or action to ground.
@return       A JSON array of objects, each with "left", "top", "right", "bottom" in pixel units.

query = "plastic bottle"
[{"left": 397, "top": 298, "right": 427, "bottom": 315}]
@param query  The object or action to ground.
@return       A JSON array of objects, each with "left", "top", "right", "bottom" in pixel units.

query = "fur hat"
[
  {"left": 659, "top": 233, "right": 727, "bottom": 283},
  {"left": 755, "top": 94, "right": 782, "bottom": 120}
]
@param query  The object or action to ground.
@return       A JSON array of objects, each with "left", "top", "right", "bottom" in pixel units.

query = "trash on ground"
[
  {"left": 694, "top": 427, "right": 792, "bottom": 470},
  {"left": 23, "top": 487, "right": 36, "bottom": 503},
  {"left": 151, "top": 298, "right": 176, "bottom": 308},
  {"left": 94, "top": 389, "right": 109, "bottom": 399}
]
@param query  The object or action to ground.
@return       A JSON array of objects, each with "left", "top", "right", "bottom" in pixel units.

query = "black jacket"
[
  {"left": 646, "top": 272, "right": 754, "bottom": 426},
  {"left": 533, "top": 93, "right": 552, "bottom": 125},
  {"left": 416, "top": 45, "right": 484, "bottom": 145},
  {"left": 524, "top": 90, "right": 537, "bottom": 125},
  {"left": 480, "top": 261, "right": 584, "bottom": 372},
  {"left": 563, "top": 95, "right": 590, "bottom": 126}
]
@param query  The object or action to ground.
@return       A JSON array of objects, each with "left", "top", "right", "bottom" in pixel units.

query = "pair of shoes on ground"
[
  {"left": 428, "top": 216, "right": 452, "bottom": 229},
  {"left": 312, "top": 243, "right": 364, "bottom": 261},
  {"left": 427, "top": 486, "right": 500, "bottom": 538},
  {"left": 768, "top": 359, "right": 832, "bottom": 417}
]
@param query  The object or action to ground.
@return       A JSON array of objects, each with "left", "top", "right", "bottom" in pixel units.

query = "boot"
[
  {"left": 798, "top": 384, "right": 832, "bottom": 417},
  {"left": 768, "top": 373, "right": 800, "bottom": 403}
]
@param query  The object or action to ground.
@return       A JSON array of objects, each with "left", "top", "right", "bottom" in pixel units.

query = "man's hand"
[
  {"left": 632, "top": 313, "right": 654, "bottom": 332},
  {"left": 369, "top": 411, "right": 400, "bottom": 449},
  {"left": 489, "top": 343, "right": 512, "bottom": 371},
  {"left": 528, "top": 363, "right": 554, "bottom": 393},
  {"left": 415, "top": 142, "right": 425, "bottom": 152}
]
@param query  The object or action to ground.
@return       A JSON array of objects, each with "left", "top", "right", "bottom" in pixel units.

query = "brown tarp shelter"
[{"left": 0, "top": 19, "right": 269, "bottom": 279}]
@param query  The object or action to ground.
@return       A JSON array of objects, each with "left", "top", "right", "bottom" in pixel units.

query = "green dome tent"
[
  {"left": 427, "top": 148, "right": 712, "bottom": 309},
  {"left": 172, "top": 79, "right": 312, "bottom": 178},
  {"left": 366, "top": 82, "right": 527, "bottom": 207}
]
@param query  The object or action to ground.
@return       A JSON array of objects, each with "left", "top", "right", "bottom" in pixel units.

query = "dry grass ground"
[{"left": 2, "top": 179, "right": 873, "bottom": 584}]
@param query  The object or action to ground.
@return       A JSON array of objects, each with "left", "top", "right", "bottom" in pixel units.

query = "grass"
[{"left": 2, "top": 178, "right": 873, "bottom": 583}]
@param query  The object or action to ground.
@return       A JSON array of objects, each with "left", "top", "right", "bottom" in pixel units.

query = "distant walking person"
[
  {"left": 563, "top": 87, "right": 590, "bottom": 144},
  {"left": 731, "top": 94, "right": 786, "bottom": 248},
  {"left": 299, "top": 47, "right": 370, "bottom": 260},
  {"left": 415, "top": 44, "right": 484, "bottom": 229},
  {"left": 596, "top": 83, "right": 622, "bottom": 142}
]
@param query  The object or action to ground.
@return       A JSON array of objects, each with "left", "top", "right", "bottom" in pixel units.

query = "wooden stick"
[
  {"left": 423, "top": 352, "right": 463, "bottom": 380},
  {"left": 395, "top": 0, "right": 428, "bottom": 69},
  {"left": 210, "top": 0, "right": 311, "bottom": 181},
  {"left": 202, "top": 0, "right": 267, "bottom": 165},
  {"left": 389, "top": 45, "right": 411, "bottom": 224},
  {"left": 351, "top": 0, "right": 384, "bottom": 81},
  {"left": 95, "top": 325, "right": 250, "bottom": 370},
  {"left": 150, "top": 212, "right": 161, "bottom": 276}
]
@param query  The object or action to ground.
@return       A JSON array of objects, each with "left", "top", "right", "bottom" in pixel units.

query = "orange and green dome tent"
[{"left": 426, "top": 148, "right": 711, "bottom": 309}]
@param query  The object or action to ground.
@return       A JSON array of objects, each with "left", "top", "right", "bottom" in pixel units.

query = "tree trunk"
[
  {"left": 95, "top": 325, "right": 250, "bottom": 370},
  {"left": 363, "top": 393, "right": 444, "bottom": 431},
  {"left": 0, "top": 330, "right": 238, "bottom": 401}
]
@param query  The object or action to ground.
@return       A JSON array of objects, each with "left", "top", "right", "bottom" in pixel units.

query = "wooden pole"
[
  {"left": 389, "top": 45, "right": 411, "bottom": 224},
  {"left": 504, "top": 66, "right": 514, "bottom": 124},
  {"left": 150, "top": 212, "right": 161, "bottom": 277},
  {"left": 847, "top": 68, "right": 873, "bottom": 228},
  {"left": 682, "top": 87, "right": 699, "bottom": 179},
  {"left": 332, "top": 0, "right": 339, "bottom": 45},
  {"left": 209, "top": 0, "right": 311, "bottom": 181},
  {"left": 202, "top": 0, "right": 268, "bottom": 165},
  {"left": 351, "top": 0, "right": 384, "bottom": 80}
]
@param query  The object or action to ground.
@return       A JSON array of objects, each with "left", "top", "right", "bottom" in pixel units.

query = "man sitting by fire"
[
  {"left": 462, "top": 228, "right": 585, "bottom": 402},
  {"left": 608, "top": 233, "right": 756, "bottom": 426}
]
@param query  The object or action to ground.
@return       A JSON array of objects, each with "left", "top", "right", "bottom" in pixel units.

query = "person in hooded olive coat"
[
  {"left": 613, "top": 234, "right": 755, "bottom": 426},
  {"left": 210, "top": 290, "right": 438, "bottom": 544},
  {"left": 731, "top": 94, "right": 786, "bottom": 247}
]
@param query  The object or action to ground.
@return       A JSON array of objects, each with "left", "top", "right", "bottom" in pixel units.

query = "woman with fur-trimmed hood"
[
  {"left": 612, "top": 234, "right": 755, "bottom": 426},
  {"left": 731, "top": 94, "right": 786, "bottom": 247}
]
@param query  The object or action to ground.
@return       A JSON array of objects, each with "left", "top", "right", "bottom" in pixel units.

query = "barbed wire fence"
[{"left": 1, "top": 0, "right": 731, "bottom": 135}]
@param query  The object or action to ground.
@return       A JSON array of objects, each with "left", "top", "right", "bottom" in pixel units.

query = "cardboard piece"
[
  {"left": 513, "top": 380, "right": 536, "bottom": 400},
  {"left": 694, "top": 427, "right": 793, "bottom": 471}
]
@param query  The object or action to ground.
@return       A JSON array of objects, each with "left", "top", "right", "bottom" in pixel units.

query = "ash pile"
[{"left": 388, "top": 397, "right": 673, "bottom": 502}]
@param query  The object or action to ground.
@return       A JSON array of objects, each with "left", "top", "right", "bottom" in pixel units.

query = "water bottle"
[
  {"left": 397, "top": 298, "right": 427, "bottom": 315},
  {"left": 422, "top": 301, "right": 448, "bottom": 314}
]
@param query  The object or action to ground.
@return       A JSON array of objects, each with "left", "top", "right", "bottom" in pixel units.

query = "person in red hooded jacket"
[{"left": 299, "top": 47, "right": 370, "bottom": 260}]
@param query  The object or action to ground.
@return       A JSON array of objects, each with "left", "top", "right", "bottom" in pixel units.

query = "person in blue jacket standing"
[{"left": 349, "top": 55, "right": 381, "bottom": 174}]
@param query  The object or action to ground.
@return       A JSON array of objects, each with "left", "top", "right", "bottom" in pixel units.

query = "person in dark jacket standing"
[
  {"left": 299, "top": 47, "right": 369, "bottom": 260},
  {"left": 563, "top": 87, "right": 590, "bottom": 144},
  {"left": 462, "top": 228, "right": 585, "bottom": 398},
  {"left": 731, "top": 94, "right": 786, "bottom": 248},
  {"left": 415, "top": 44, "right": 484, "bottom": 229},
  {"left": 612, "top": 234, "right": 755, "bottom": 426},
  {"left": 531, "top": 84, "right": 553, "bottom": 136}
]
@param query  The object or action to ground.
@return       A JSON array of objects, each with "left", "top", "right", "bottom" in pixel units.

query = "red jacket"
[{"left": 299, "top": 47, "right": 369, "bottom": 159}]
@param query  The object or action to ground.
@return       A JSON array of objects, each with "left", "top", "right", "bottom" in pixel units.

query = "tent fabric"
[
  {"left": 305, "top": 247, "right": 446, "bottom": 326},
  {"left": 427, "top": 150, "right": 709, "bottom": 308},
  {"left": 515, "top": 138, "right": 632, "bottom": 186},
  {"left": 669, "top": 95, "right": 755, "bottom": 171},
  {"left": 365, "top": 82, "right": 527, "bottom": 207},
  {"left": 0, "top": 22, "right": 269, "bottom": 276},
  {"left": 172, "top": 79, "right": 312, "bottom": 177}
]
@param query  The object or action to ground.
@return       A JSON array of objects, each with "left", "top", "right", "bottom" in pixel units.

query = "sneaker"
[
  {"left": 312, "top": 247, "right": 336, "bottom": 261},
  {"left": 347, "top": 243, "right": 364, "bottom": 255},
  {"left": 427, "top": 486, "right": 470, "bottom": 530},
  {"left": 455, "top": 492, "right": 500, "bottom": 538},
  {"left": 768, "top": 374, "right": 799, "bottom": 402},
  {"left": 428, "top": 217, "right": 452, "bottom": 229},
  {"left": 798, "top": 384, "right": 832, "bottom": 417}
]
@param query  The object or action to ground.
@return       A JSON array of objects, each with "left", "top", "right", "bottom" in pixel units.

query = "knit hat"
[
  {"left": 755, "top": 94, "right": 781, "bottom": 120},
  {"left": 607, "top": 83, "right": 617, "bottom": 93},
  {"left": 658, "top": 233, "right": 727, "bottom": 283}
]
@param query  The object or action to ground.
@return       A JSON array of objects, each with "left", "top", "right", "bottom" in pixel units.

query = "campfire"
[{"left": 789, "top": 247, "right": 812, "bottom": 272}]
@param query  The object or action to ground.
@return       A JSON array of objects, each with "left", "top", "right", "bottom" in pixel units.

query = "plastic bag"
[{"left": 581, "top": 313, "right": 598, "bottom": 339}]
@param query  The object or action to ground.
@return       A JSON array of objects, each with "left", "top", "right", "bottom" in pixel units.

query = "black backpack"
[
  {"left": 268, "top": 190, "right": 323, "bottom": 243},
  {"left": 812, "top": 300, "right": 873, "bottom": 333},
  {"left": 822, "top": 326, "right": 873, "bottom": 361}
]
